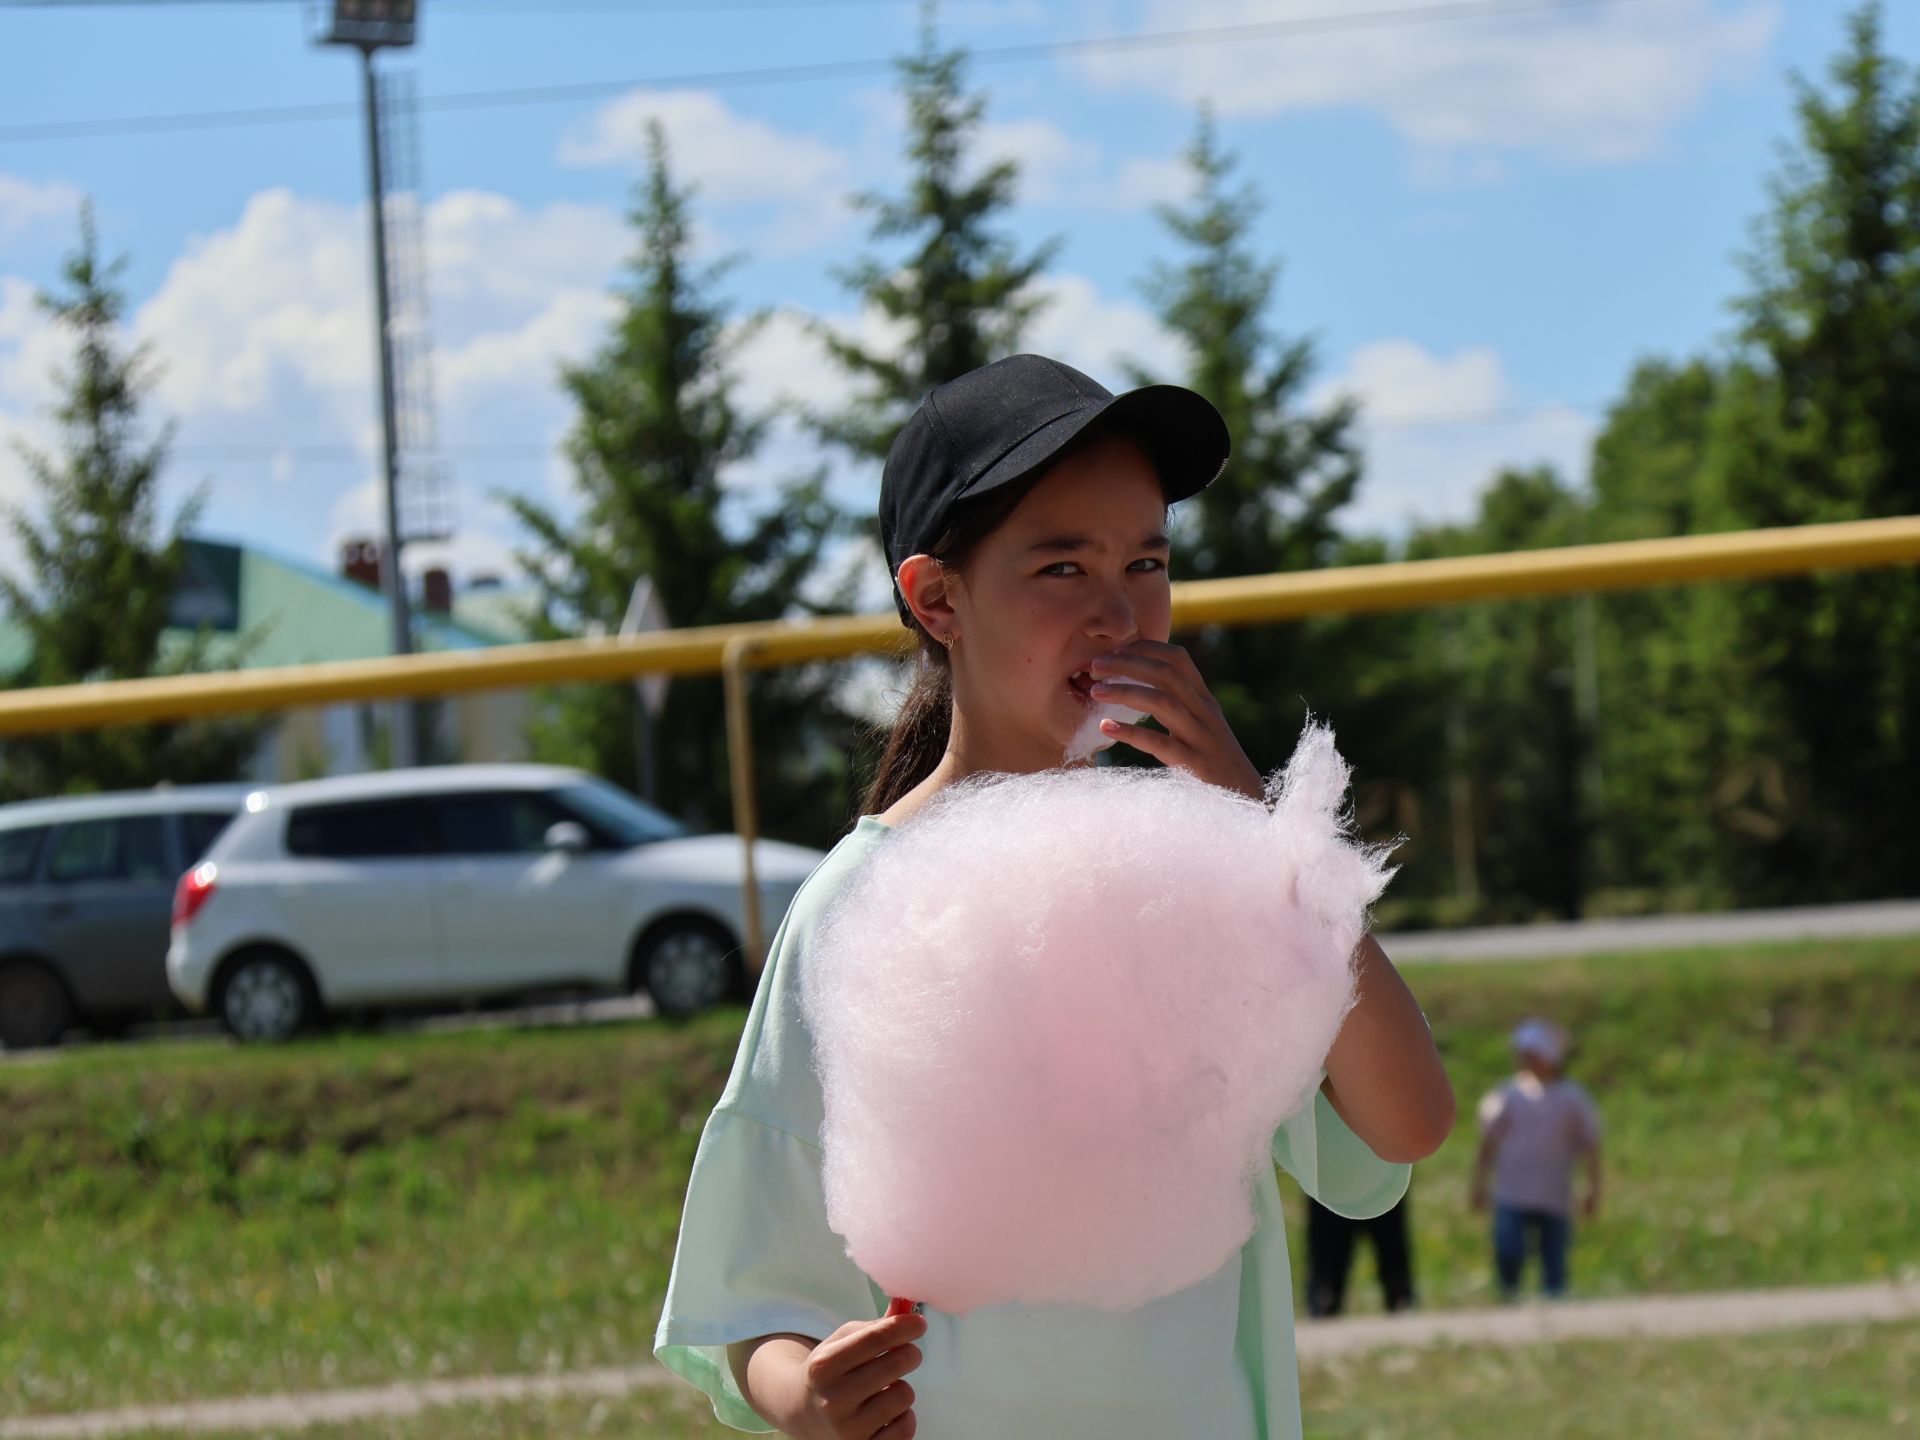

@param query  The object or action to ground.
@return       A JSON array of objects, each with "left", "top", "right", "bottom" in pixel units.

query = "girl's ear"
[{"left": 897, "top": 554, "right": 959, "bottom": 638}]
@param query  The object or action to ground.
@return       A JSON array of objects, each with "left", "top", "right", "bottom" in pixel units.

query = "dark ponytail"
[{"left": 861, "top": 635, "right": 952, "bottom": 815}]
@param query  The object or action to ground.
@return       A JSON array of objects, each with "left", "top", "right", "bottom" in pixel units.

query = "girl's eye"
[{"left": 1038, "top": 558, "right": 1166, "bottom": 577}]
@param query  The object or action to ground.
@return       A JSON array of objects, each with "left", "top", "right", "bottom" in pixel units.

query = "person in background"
[
  {"left": 1471, "top": 1018, "right": 1602, "bottom": 1301},
  {"left": 1304, "top": 1191, "right": 1417, "bottom": 1318}
]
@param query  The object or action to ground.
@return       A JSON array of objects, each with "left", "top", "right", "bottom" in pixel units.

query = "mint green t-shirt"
[{"left": 654, "top": 815, "right": 1409, "bottom": 1438}]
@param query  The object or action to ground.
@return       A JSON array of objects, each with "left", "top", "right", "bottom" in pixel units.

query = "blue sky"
[{"left": 0, "top": 0, "right": 1912, "bottom": 597}]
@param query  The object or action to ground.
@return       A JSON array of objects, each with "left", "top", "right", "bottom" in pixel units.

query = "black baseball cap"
[{"left": 879, "top": 354, "right": 1231, "bottom": 624}]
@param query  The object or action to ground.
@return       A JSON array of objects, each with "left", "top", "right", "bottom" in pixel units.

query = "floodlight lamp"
[{"left": 318, "top": 0, "right": 418, "bottom": 51}]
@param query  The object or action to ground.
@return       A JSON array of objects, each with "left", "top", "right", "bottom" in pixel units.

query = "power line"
[{"left": 0, "top": 0, "right": 1651, "bottom": 145}]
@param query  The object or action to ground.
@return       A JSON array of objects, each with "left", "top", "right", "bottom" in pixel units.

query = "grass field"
[
  {"left": 94, "top": 1322, "right": 1920, "bottom": 1439},
  {"left": 4, "top": 936, "right": 1917, "bottom": 1421}
]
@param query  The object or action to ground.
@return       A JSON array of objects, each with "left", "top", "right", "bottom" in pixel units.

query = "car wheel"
[
  {"left": 637, "top": 919, "right": 739, "bottom": 1019},
  {"left": 0, "top": 961, "right": 72, "bottom": 1049},
  {"left": 217, "top": 950, "right": 314, "bottom": 1044}
]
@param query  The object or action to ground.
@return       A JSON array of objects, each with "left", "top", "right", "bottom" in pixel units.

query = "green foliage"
[
  {"left": 502, "top": 126, "right": 859, "bottom": 842},
  {"left": 0, "top": 205, "right": 259, "bottom": 799},
  {"left": 1699, "top": 0, "right": 1920, "bottom": 899},
  {"left": 812, "top": 5, "right": 1058, "bottom": 461},
  {"left": 1350, "top": 5, "right": 1919, "bottom": 922},
  {"left": 1130, "top": 111, "right": 1364, "bottom": 769}
]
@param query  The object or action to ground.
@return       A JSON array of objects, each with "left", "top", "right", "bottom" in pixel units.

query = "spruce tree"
[
  {"left": 1132, "top": 111, "right": 1364, "bottom": 768},
  {"left": 0, "top": 206, "right": 258, "bottom": 799},
  {"left": 505, "top": 124, "right": 853, "bottom": 843},
  {"left": 814, "top": 5, "right": 1056, "bottom": 460},
  {"left": 1706, "top": 0, "right": 1920, "bottom": 898}
]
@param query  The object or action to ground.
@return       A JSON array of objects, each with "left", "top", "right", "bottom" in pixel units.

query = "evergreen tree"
[
  {"left": 0, "top": 206, "right": 258, "bottom": 799},
  {"left": 504, "top": 124, "right": 854, "bottom": 843},
  {"left": 814, "top": 5, "right": 1057, "bottom": 460},
  {"left": 1581, "top": 359, "right": 1772, "bottom": 906},
  {"left": 1705, "top": 0, "right": 1920, "bottom": 898},
  {"left": 1132, "top": 111, "right": 1363, "bottom": 769},
  {"left": 1408, "top": 468, "right": 1592, "bottom": 921}
]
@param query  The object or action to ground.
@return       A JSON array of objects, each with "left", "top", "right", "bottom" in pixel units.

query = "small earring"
[{"left": 940, "top": 629, "right": 957, "bottom": 648}]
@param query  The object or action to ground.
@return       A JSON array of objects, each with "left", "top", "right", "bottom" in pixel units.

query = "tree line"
[{"left": 4, "top": 4, "right": 1914, "bottom": 926}]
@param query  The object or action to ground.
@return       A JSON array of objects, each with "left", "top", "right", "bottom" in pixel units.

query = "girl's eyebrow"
[{"left": 1028, "top": 531, "right": 1171, "bottom": 555}]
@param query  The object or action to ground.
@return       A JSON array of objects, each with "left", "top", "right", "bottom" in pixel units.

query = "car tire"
[
  {"left": 635, "top": 918, "right": 740, "bottom": 1019},
  {"left": 0, "top": 960, "right": 72, "bottom": 1050},
  {"left": 216, "top": 949, "right": 317, "bottom": 1044}
]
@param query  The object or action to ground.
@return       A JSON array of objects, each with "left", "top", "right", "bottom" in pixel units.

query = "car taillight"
[{"left": 173, "top": 861, "right": 218, "bottom": 928}]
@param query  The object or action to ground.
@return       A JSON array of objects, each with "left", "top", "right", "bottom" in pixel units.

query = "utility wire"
[{"left": 0, "top": 0, "right": 1651, "bottom": 145}]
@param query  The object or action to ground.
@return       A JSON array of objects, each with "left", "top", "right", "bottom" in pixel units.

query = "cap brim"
[{"left": 956, "top": 383, "right": 1229, "bottom": 509}]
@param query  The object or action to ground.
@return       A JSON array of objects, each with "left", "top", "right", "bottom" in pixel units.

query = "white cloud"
[
  {"left": 1313, "top": 338, "right": 1596, "bottom": 534},
  {"left": 559, "top": 88, "right": 855, "bottom": 252},
  {"left": 729, "top": 272, "right": 1180, "bottom": 433},
  {"left": 0, "top": 274, "right": 74, "bottom": 544},
  {"left": 0, "top": 185, "right": 641, "bottom": 586},
  {"left": 0, "top": 174, "right": 83, "bottom": 251},
  {"left": 1025, "top": 273, "right": 1186, "bottom": 383},
  {"left": 1078, "top": 0, "right": 1779, "bottom": 166},
  {"left": 1111, "top": 155, "right": 1193, "bottom": 210},
  {"left": 976, "top": 117, "right": 1192, "bottom": 210}
]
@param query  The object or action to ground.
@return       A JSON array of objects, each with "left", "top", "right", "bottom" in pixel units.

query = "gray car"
[{"left": 0, "top": 786, "right": 251, "bottom": 1049}]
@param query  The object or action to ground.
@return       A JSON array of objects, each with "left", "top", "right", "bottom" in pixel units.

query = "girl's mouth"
[{"left": 1067, "top": 668, "right": 1096, "bottom": 705}]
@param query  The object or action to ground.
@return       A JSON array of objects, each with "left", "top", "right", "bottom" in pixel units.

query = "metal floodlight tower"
[{"left": 317, "top": 1, "right": 421, "bottom": 766}]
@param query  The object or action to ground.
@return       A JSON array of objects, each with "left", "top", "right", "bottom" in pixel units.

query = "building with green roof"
[{"left": 0, "top": 536, "right": 545, "bottom": 782}]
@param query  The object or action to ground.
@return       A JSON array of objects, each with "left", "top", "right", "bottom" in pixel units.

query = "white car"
[{"left": 167, "top": 764, "right": 826, "bottom": 1041}]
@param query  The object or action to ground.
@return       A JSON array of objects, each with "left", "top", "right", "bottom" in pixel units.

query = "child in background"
[{"left": 1471, "top": 1018, "right": 1602, "bottom": 1301}]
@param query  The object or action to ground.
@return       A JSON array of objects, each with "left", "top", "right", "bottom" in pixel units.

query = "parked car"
[
  {"left": 0, "top": 786, "right": 252, "bottom": 1048},
  {"left": 167, "top": 764, "right": 826, "bottom": 1041}
]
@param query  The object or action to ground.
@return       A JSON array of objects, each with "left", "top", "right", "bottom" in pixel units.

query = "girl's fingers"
[
  {"left": 1101, "top": 717, "right": 1181, "bottom": 764},
  {"left": 855, "top": 1379, "right": 917, "bottom": 1433},
  {"left": 1086, "top": 680, "right": 1182, "bottom": 728},
  {"left": 808, "top": 1314, "right": 925, "bottom": 1387},
  {"left": 833, "top": 1342, "right": 922, "bottom": 1406},
  {"left": 871, "top": 1409, "right": 918, "bottom": 1439},
  {"left": 1091, "top": 643, "right": 1211, "bottom": 711}
]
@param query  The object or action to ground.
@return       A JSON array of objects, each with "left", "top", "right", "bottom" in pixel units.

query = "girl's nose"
[{"left": 1085, "top": 579, "right": 1137, "bottom": 643}]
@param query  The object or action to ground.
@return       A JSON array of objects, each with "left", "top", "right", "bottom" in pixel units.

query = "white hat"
[{"left": 1511, "top": 1018, "right": 1567, "bottom": 1065}]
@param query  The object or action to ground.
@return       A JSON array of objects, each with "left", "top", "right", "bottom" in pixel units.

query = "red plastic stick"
[{"left": 886, "top": 1296, "right": 920, "bottom": 1318}]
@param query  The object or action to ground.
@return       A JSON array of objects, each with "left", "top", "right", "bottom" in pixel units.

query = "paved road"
[
  {"left": 1379, "top": 898, "right": 1920, "bottom": 964},
  {"left": 5, "top": 1280, "right": 1914, "bottom": 1438}
]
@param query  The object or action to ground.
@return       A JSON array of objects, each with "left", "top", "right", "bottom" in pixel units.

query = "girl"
[{"left": 655, "top": 354, "right": 1454, "bottom": 1439}]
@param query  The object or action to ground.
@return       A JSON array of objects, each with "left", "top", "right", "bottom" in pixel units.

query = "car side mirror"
[{"left": 544, "top": 820, "right": 591, "bottom": 854}]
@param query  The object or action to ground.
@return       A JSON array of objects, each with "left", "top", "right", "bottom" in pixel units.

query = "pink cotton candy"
[{"left": 801, "top": 720, "right": 1397, "bottom": 1314}]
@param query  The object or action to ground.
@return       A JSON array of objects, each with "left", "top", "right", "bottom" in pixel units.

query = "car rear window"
[
  {"left": 0, "top": 826, "right": 47, "bottom": 885},
  {"left": 178, "top": 810, "right": 237, "bottom": 863},
  {"left": 285, "top": 799, "right": 435, "bottom": 859}
]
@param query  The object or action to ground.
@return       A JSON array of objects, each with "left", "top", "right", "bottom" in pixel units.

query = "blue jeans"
[{"left": 1493, "top": 1205, "right": 1571, "bottom": 1297}]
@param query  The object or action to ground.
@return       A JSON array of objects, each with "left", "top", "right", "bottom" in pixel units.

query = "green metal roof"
[{"left": 0, "top": 535, "right": 513, "bottom": 681}]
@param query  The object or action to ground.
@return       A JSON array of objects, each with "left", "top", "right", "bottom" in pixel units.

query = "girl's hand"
[
  {"left": 785, "top": 1310, "right": 925, "bottom": 1439},
  {"left": 1088, "top": 641, "right": 1264, "bottom": 801}
]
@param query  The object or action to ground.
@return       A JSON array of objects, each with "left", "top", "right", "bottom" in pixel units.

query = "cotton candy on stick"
[{"left": 801, "top": 721, "right": 1396, "bottom": 1315}]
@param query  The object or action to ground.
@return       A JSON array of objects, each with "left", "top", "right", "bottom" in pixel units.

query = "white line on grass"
[{"left": 1295, "top": 1278, "right": 1920, "bottom": 1358}]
